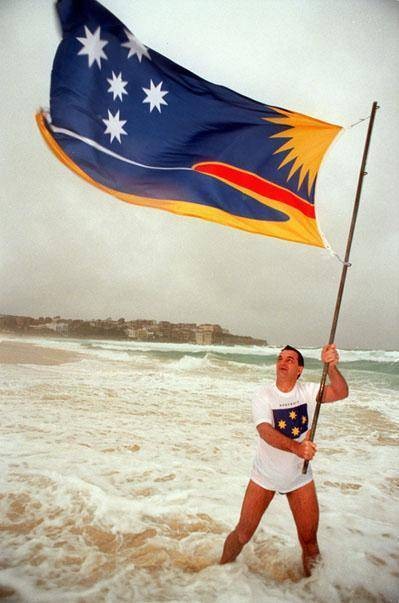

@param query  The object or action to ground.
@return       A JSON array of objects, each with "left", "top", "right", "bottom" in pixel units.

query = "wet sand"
[{"left": 0, "top": 340, "right": 83, "bottom": 365}]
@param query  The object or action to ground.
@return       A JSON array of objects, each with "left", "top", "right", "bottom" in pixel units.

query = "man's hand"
[
  {"left": 294, "top": 432, "right": 317, "bottom": 460},
  {"left": 322, "top": 343, "right": 339, "bottom": 367},
  {"left": 320, "top": 343, "right": 349, "bottom": 402}
]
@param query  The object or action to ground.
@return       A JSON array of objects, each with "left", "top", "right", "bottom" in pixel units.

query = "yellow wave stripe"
[{"left": 36, "top": 112, "right": 324, "bottom": 247}]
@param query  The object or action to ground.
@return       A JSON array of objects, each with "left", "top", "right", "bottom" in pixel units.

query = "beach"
[
  {"left": 0, "top": 339, "right": 84, "bottom": 365},
  {"left": 0, "top": 335, "right": 398, "bottom": 602}
]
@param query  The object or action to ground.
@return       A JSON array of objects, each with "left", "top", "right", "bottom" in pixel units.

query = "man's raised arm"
[{"left": 321, "top": 344, "right": 349, "bottom": 403}]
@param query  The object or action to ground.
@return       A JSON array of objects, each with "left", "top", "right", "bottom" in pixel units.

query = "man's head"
[
  {"left": 282, "top": 345, "right": 304, "bottom": 368},
  {"left": 276, "top": 345, "right": 304, "bottom": 383}
]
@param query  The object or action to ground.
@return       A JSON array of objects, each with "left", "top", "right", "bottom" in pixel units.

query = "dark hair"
[{"left": 282, "top": 345, "right": 304, "bottom": 367}]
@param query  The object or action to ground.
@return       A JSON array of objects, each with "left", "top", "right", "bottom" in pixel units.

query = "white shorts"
[{"left": 250, "top": 466, "right": 314, "bottom": 494}]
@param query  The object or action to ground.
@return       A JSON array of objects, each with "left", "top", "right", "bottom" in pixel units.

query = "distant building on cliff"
[
  {"left": 44, "top": 320, "right": 69, "bottom": 336},
  {"left": 0, "top": 314, "right": 267, "bottom": 346},
  {"left": 195, "top": 324, "right": 223, "bottom": 345}
]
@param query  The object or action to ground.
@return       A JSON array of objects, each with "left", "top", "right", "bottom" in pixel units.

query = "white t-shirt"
[{"left": 251, "top": 380, "right": 319, "bottom": 493}]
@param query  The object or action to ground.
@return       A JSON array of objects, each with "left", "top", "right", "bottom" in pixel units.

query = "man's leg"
[
  {"left": 220, "top": 480, "right": 275, "bottom": 564},
  {"left": 286, "top": 480, "right": 320, "bottom": 576}
]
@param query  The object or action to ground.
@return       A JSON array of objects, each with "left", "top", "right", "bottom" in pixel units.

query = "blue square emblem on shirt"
[{"left": 273, "top": 403, "right": 308, "bottom": 439}]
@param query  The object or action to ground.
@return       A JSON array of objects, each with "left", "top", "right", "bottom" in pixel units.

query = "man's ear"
[{"left": 297, "top": 366, "right": 304, "bottom": 379}]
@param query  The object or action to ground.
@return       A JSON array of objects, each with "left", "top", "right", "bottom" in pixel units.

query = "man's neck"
[{"left": 275, "top": 378, "right": 297, "bottom": 393}]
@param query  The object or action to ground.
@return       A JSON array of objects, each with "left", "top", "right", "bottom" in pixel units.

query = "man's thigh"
[
  {"left": 286, "top": 480, "right": 319, "bottom": 544},
  {"left": 237, "top": 480, "right": 275, "bottom": 532}
]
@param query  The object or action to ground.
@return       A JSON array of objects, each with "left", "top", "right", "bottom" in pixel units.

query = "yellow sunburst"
[{"left": 263, "top": 108, "right": 342, "bottom": 195}]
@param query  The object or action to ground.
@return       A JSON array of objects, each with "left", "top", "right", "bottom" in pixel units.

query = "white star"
[
  {"left": 102, "top": 110, "right": 127, "bottom": 143},
  {"left": 121, "top": 29, "right": 151, "bottom": 62},
  {"left": 142, "top": 80, "right": 168, "bottom": 113},
  {"left": 107, "top": 71, "right": 128, "bottom": 101},
  {"left": 77, "top": 25, "right": 108, "bottom": 69}
]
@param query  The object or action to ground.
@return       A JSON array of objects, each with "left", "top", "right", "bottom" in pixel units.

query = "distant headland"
[{"left": 0, "top": 314, "right": 267, "bottom": 347}]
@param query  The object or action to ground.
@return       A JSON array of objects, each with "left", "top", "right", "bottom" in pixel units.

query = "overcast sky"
[{"left": 1, "top": 0, "right": 398, "bottom": 349}]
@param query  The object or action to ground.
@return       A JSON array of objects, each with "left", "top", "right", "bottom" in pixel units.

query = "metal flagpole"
[{"left": 302, "top": 100, "right": 379, "bottom": 474}]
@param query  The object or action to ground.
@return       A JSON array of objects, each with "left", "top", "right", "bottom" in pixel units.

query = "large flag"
[{"left": 37, "top": 0, "right": 342, "bottom": 247}]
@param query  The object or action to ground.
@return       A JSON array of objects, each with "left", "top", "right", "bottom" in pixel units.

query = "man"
[{"left": 220, "top": 343, "right": 348, "bottom": 576}]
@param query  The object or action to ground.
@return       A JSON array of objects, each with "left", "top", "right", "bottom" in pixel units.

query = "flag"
[
  {"left": 273, "top": 404, "right": 309, "bottom": 439},
  {"left": 37, "top": 0, "right": 342, "bottom": 247}
]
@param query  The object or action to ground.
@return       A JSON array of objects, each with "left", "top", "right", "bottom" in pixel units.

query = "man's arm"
[
  {"left": 257, "top": 422, "right": 317, "bottom": 461},
  {"left": 321, "top": 344, "right": 349, "bottom": 403}
]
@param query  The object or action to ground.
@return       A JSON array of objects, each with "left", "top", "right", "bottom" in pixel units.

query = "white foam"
[{"left": 0, "top": 336, "right": 398, "bottom": 601}]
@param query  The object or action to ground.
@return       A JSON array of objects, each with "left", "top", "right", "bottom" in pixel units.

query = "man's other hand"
[{"left": 295, "top": 432, "right": 317, "bottom": 460}]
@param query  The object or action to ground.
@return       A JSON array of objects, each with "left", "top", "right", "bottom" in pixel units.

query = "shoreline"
[{"left": 0, "top": 339, "right": 84, "bottom": 366}]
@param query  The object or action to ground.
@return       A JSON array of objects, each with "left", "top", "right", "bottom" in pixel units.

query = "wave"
[
  {"left": 302, "top": 348, "right": 399, "bottom": 364},
  {"left": 171, "top": 353, "right": 216, "bottom": 371},
  {"left": 161, "top": 350, "right": 399, "bottom": 376},
  {"left": 76, "top": 340, "right": 399, "bottom": 365},
  {"left": 3, "top": 336, "right": 398, "bottom": 373}
]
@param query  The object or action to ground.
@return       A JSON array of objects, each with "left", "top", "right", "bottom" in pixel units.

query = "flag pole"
[{"left": 302, "top": 100, "right": 379, "bottom": 474}]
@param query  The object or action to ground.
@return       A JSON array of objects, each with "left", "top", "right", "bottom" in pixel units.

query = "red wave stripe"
[{"left": 193, "top": 162, "right": 316, "bottom": 218}]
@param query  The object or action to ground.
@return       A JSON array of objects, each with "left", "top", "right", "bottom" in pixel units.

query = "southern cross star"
[
  {"left": 142, "top": 80, "right": 168, "bottom": 113},
  {"left": 77, "top": 25, "right": 108, "bottom": 69},
  {"left": 121, "top": 29, "right": 151, "bottom": 62},
  {"left": 102, "top": 110, "right": 127, "bottom": 143},
  {"left": 107, "top": 71, "right": 128, "bottom": 101}
]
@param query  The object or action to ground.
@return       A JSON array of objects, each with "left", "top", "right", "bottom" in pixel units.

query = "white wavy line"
[{"left": 48, "top": 120, "right": 192, "bottom": 172}]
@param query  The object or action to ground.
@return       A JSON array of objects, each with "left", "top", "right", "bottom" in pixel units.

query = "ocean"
[{"left": 0, "top": 336, "right": 398, "bottom": 602}]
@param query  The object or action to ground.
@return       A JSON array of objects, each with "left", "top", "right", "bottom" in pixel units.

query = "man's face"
[{"left": 276, "top": 349, "right": 303, "bottom": 381}]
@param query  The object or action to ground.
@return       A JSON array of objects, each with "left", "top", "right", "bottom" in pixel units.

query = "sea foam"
[{"left": 0, "top": 335, "right": 398, "bottom": 602}]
